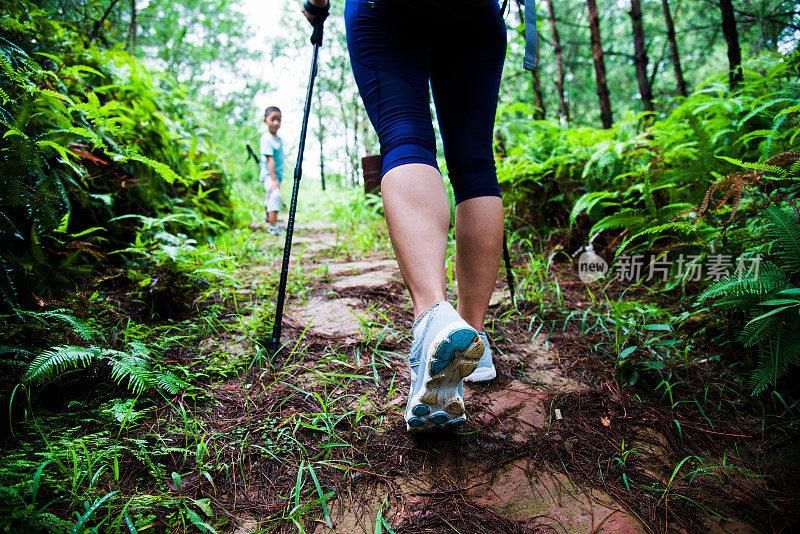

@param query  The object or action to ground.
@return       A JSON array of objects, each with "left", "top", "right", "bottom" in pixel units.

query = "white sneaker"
[
  {"left": 404, "top": 302, "right": 484, "bottom": 431},
  {"left": 464, "top": 332, "right": 496, "bottom": 382}
]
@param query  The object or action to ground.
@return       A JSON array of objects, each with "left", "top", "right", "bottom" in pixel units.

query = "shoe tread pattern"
[{"left": 406, "top": 327, "right": 483, "bottom": 432}]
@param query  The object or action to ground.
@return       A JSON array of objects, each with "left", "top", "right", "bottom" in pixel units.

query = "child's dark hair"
[{"left": 264, "top": 106, "right": 281, "bottom": 118}]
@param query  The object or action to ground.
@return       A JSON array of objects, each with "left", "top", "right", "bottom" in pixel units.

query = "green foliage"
[
  {"left": 501, "top": 52, "right": 800, "bottom": 396},
  {"left": 699, "top": 207, "right": 800, "bottom": 394},
  {"left": 500, "top": 54, "right": 800, "bottom": 256},
  {"left": 0, "top": 0, "right": 230, "bottom": 310},
  {"left": 23, "top": 341, "right": 186, "bottom": 394},
  {"left": 326, "top": 190, "right": 389, "bottom": 253}
]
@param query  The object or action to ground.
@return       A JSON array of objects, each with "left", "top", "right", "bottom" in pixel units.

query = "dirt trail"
[{"left": 220, "top": 222, "right": 652, "bottom": 534}]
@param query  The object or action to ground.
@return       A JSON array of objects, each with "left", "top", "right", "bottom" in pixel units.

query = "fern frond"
[
  {"left": 698, "top": 261, "right": 788, "bottom": 301},
  {"left": 740, "top": 309, "right": 783, "bottom": 347},
  {"left": 154, "top": 371, "right": 186, "bottom": 395},
  {"left": 777, "top": 323, "right": 800, "bottom": 367},
  {"left": 570, "top": 191, "right": 618, "bottom": 225},
  {"left": 749, "top": 342, "right": 779, "bottom": 395},
  {"left": 617, "top": 222, "right": 696, "bottom": 255},
  {"left": 764, "top": 113, "right": 788, "bottom": 160},
  {"left": 125, "top": 152, "right": 184, "bottom": 184},
  {"left": 717, "top": 156, "right": 787, "bottom": 177},
  {"left": 103, "top": 345, "right": 152, "bottom": 394},
  {"left": 33, "top": 309, "right": 95, "bottom": 342},
  {"left": 589, "top": 209, "right": 647, "bottom": 235},
  {"left": 656, "top": 203, "right": 696, "bottom": 219},
  {"left": 764, "top": 207, "right": 800, "bottom": 275},
  {"left": 686, "top": 111, "right": 714, "bottom": 172},
  {"left": 23, "top": 346, "right": 97, "bottom": 383}
]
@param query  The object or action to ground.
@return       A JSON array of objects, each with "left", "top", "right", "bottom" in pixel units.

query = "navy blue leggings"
[{"left": 344, "top": 0, "right": 507, "bottom": 204}]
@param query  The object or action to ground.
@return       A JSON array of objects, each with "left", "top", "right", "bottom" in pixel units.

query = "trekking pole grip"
[
  {"left": 304, "top": 0, "right": 329, "bottom": 45},
  {"left": 311, "top": 13, "right": 327, "bottom": 45}
]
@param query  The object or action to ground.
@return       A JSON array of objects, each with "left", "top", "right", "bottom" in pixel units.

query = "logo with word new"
[{"left": 577, "top": 246, "right": 609, "bottom": 283}]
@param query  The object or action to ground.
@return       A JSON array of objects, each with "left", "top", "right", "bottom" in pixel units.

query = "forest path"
[{"left": 218, "top": 221, "right": 646, "bottom": 534}]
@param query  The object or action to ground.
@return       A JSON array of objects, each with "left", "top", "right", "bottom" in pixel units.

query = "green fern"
[
  {"left": 685, "top": 111, "right": 715, "bottom": 173},
  {"left": 17, "top": 308, "right": 98, "bottom": 342},
  {"left": 716, "top": 155, "right": 787, "bottom": 177},
  {"left": 590, "top": 209, "right": 647, "bottom": 235},
  {"left": 22, "top": 342, "right": 186, "bottom": 395},
  {"left": 698, "top": 261, "right": 787, "bottom": 301},
  {"left": 617, "top": 222, "right": 696, "bottom": 256},
  {"left": 570, "top": 191, "right": 618, "bottom": 226},
  {"left": 23, "top": 346, "right": 96, "bottom": 383},
  {"left": 764, "top": 207, "right": 800, "bottom": 274},
  {"left": 699, "top": 207, "right": 800, "bottom": 393},
  {"left": 749, "top": 325, "right": 800, "bottom": 395}
]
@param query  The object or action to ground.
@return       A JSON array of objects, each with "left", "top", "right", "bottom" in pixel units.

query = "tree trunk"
[
  {"left": 317, "top": 91, "right": 325, "bottom": 191},
  {"left": 531, "top": 65, "right": 546, "bottom": 120},
  {"left": 586, "top": 0, "right": 613, "bottom": 128},
  {"left": 127, "top": 0, "right": 137, "bottom": 53},
  {"left": 516, "top": 0, "right": 545, "bottom": 119},
  {"left": 352, "top": 99, "right": 360, "bottom": 187},
  {"left": 660, "top": 0, "right": 688, "bottom": 97},
  {"left": 630, "top": 0, "right": 654, "bottom": 113},
  {"left": 545, "top": 0, "right": 569, "bottom": 122},
  {"left": 719, "top": 0, "right": 743, "bottom": 89}
]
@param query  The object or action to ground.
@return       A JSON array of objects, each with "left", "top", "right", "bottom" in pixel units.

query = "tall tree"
[
  {"left": 531, "top": 53, "right": 547, "bottom": 120},
  {"left": 719, "top": 0, "right": 743, "bottom": 88},
  {"left": 660, "top": 0, "right": 688, "bottom": 97},
  {"left": 316, "top": 90, "right": 326, "bottom": 191},
  {"left": 126, "top": 0, "right": 136, "bottom": 52},
  {"left": 586, "top": 0, "right": 613, "bottom": 128},
  {"left": 630, "top": 0, "right": 654, "bottom": 113},
  {"left": 545, "top": 0, "right": 570, "bottom": 122}
]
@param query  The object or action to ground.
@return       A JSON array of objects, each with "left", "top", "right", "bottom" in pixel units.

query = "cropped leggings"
[{"left": 344, "top": 0, "right": 507, "bottom": 204}]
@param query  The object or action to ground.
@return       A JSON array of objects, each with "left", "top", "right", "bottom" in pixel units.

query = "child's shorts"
[
  {"left": 344, "top": 0, "right": 506, "bottom": 204},
  {"left": 263, "top": 181, "right": 282, "bottom": 212}
]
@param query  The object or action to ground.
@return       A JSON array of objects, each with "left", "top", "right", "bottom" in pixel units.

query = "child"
[{"left": 259, "top": 106, "right": 284, "bottom": 235}]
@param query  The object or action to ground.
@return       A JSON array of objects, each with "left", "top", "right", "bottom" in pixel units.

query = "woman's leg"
[
  {"left": 454, "top": 196, "right": 504, "bottom": 330},
  {"left": 380, "top": 163, "right": 450, "bottom": 321},
  {"left": 430, "top": 2, "right": 507, "bottom": 332},
  {"left": 345, "top": 0, "right": 486, "bottom": 430},
  {"left": 345, "top": 0, "right": 447, "bottom": 318}
]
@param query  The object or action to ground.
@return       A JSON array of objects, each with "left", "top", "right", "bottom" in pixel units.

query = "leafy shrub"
[
  {"left": 0, "top": 0, "right": 230, "bottom": 310},
  {"left": 23, "top": 341, "right": 186, "bottom": 394},
  {"left": 498, "top": 53, "right": 800, "bottom": 257},
  {"left": 699, "top": 206, "right": 800, "bottom": 393}
]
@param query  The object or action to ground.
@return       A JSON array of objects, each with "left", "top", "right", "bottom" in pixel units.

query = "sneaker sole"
[
  {"left": 405, "top": 321, "right": 484, "bottom": 432},
  {"left": 464, "top": 365, "right": 497, "bottom": 382}
]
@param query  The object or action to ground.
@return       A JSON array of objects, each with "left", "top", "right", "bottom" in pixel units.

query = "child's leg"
[{"left": 266, "top": 187, "right": 282, "bottom": 226}]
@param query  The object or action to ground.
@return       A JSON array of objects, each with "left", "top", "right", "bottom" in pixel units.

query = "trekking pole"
[
  {"left": 246, "top": 143, "right": 260, "bottom": 168},
  {"left": 502, "top": 231, "right": 516, "bottom": 307},
  {"left": 270, "top": 6, "right": 328, "bottom": 359}
]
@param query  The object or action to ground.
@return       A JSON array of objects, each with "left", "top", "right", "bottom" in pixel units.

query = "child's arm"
[
  {"left": 260, "top": 154, "right": 280, "bottom": 192},
  {"left": 266, "top": 156, "right": 280, "bottom": 191}
]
